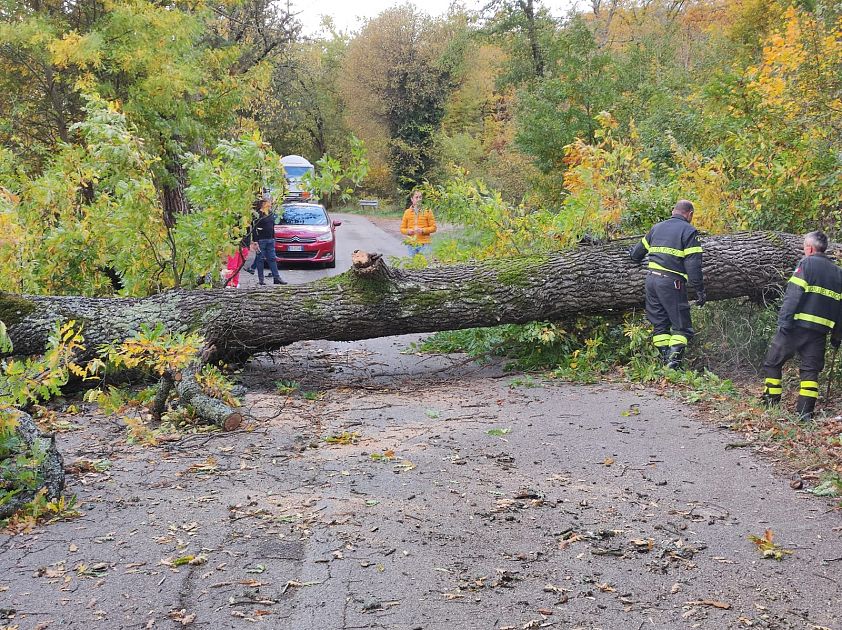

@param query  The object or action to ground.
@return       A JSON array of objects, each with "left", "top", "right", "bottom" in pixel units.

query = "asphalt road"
[
  {"left": 3, "top": 338, "right": 841, "bottom": 630},
  {"left": 238, "top": 212, "right": 408, "bottom": 287}
]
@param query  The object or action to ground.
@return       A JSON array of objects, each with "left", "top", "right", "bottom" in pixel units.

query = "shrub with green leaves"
[
  {"left": 1, "top": 320, "right": 93, "bottom": 525},
  {"left": 301, "top": 136, "right": 369, "bottom": 208},
  {"left": 0, "top": 96, "right": 286, "bottom": 297}
]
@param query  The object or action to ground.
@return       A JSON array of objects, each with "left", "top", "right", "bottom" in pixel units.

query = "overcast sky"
[{"left": 295, "top": 0, "right": 582, "bottom": 36}]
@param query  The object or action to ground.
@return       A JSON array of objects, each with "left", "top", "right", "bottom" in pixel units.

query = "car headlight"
[{"left": 315, "top": 231, "right": 334, "bottom": 242}]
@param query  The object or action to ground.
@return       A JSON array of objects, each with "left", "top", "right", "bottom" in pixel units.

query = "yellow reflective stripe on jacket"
[
  {"left": 794, "top": 313, "right": 836, "bottom": 328},
  {"left": 670, "top": 334, "right": 688, "bottom": 346},
  {"left": 641, "top": 236, "right": 650, "bottom": 251},
  {"left": 764, "top": 377, "right": 782, "bottom": 385},
  {"left": 788, "top": 276, "right": 842, "bottom": 300},
  {"left": 648, "top": 262, "right": 688, "bottom": 280},
  {"left": 648, "top": 245, "right": 703, "bottom": 258},
  {"left": 649, "top": 246, "right": 685, "bottom": 257},
  {"left": 800, "top": 380, "right": 819, "bottom": 389},
  {"left": 806, "top": 285, "right": 842, "bottom": 300},
  {"left": 799, "top": 387, "right": 819, "bottom": 398},
  {"left": 789, "top": 276, "right": 808, "bottom": 290}
]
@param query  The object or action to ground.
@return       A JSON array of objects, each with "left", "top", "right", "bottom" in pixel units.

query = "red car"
[{"left": 273, "top": 202, "right": 341, "bottom": 268}]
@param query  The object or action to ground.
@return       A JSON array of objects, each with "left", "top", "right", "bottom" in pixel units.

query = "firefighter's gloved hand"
[
  {"left": 832, "top": 338, "right": 841, "bottom": 350},
  {"left": 694, "top": 290, "right": 706, "bottom": 307}
]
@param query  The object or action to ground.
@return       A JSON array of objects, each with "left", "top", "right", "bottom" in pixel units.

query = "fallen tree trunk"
[{"left": 1, "top": 232, "right": 815, "bottom": 361}]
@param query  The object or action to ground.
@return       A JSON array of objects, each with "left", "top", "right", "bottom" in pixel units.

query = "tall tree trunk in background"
[
  {"left": 159, "top": 160, "right": 190, "bottom": 227},
  {"left": 519, "top": 0, "right": 544, "bottom": 77}
]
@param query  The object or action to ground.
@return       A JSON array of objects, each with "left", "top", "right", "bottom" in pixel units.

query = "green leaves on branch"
[
  {"left": 1, "top": 320, "right": 94, "bottom": 521},
  {"left": 98, "top": 323, "right": 204, "bottom": 377},
  {"left": 301, "top": 136, "right": 369, "bottom": 208}
]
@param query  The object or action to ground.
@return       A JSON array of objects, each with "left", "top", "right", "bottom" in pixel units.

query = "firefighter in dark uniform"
[
  {"left": 761, "top": 231, "right": 842, "bottom": 420},
  {"left": 629, "top": 200, "right": 706, "bottom": 369}
]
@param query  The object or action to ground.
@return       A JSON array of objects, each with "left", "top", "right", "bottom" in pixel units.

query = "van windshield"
[
  {"left": 277, "top": 205, "right": 328, "bottom": 226},
  {"left": 284, "top": 166, "right": 313, "bottom": 179}
]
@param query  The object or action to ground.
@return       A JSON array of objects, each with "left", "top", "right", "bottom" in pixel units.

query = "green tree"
[
  {"left": 256, "top": 27, "right": 351, "bottom": 160},
  {"left": 514, "top": 17, "right": 617, "bottom": 173},
  {"left": 0, "top": 0, "right": 299, "bottom": 218},
  {"left": 478, "top": 0, "right": 556, "bottom": 84},
  {"left": 0, "top": 96, "right": 284, "bottom": 296},
  {"left": 340, "top": 6, "right": 461, "bottom": 191}
]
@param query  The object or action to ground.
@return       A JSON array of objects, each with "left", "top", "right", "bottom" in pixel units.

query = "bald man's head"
[{"left": 672, "top": 200, "right": 695, "bottom": 219}]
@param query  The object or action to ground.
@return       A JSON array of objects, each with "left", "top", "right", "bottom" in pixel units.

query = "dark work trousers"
[
  {"left": 762, "top": 327, "right": 826, "bottom": 384},
  {"left": 645, "top": 272, "right": 694, "bottom": 348}
]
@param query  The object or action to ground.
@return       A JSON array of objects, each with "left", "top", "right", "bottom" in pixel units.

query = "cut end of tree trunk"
[
  {"left": 351, "top": 250, "right": 382, "bottom": 272},
  {"left": 223, "top": 412, "right": 243, "bottom": 432}
]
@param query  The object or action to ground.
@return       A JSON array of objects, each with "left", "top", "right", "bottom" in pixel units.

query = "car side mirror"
[{"left": 333, "top": 220, "right": 342, "bottom": 227}]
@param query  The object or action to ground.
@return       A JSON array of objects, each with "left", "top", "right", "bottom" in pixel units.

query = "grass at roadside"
[{"left": 696, "top": 388, "right": 842, "bottom": 500}]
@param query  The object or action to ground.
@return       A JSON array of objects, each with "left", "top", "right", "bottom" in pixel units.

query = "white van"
[{"left": 280, "top": 155, "right": 314, "bottom": 201}]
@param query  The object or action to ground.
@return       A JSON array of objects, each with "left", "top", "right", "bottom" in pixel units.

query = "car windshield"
[{"left": 277, "top": 205, "right": 328, "bottom": 226}]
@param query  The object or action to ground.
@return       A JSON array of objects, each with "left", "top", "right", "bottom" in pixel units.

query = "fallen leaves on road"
[
  {"left": 161, "top": 554, "right": 207, "bottom": 569},
  {"left": 748, "top": 529, "right": 793, "bottom": 560},
  {"left": 323, "top": 431, "right": 360, "bottom": 445},
  {"left": 281, "top": 580, "right": 322, "bottom": 594},
  {"left": 184, "top": 457, "right": 219, "bottom": 475},
  {"left": 65, "top": 458, "right": 111, "bottom": 474},
  {"left": 167, "top": 609, "right": 196, "bottom": 626},
  {"left": 74, "top": 562, "right": 108, "bottom": 578},
  {"left": 370, "top": 449, "right": 395, "bottom": 461},
  {"left": 393, "top": 459, "right": 416, "bottom": 472}
]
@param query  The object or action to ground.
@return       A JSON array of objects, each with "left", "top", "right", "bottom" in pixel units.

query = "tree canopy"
[{"left": 0, "top": 0, "right": 839, "bottom": 298}]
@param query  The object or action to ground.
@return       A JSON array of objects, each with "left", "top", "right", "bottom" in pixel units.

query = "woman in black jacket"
[{"left": 249, "top": 195, "right": 287, "bottom": 286}]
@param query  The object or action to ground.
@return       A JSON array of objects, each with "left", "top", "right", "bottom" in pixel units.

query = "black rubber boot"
[
  {"left": 666, "top": 345, "right": 685, "bottom": 370},
  {"left": 658, "top": 346, "right": 671, "bottom": 365},
  {"left": 795, "top": 395, "right": 816, "bottom": 421}
]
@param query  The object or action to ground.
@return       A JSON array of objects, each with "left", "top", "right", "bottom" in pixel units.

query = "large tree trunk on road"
[{"left": 1, "top": 232, "right": 814, "bottom": 361}]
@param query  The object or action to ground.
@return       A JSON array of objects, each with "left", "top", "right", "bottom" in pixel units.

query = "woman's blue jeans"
[
  {"left": 256, "top": 239, "right": 282, "bottom": 284},
  {"left": 406, "top": 243, "right": 431, "bottom": 259}
]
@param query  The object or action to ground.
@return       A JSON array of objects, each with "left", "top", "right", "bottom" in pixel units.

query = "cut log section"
[{"left": 151, "top": 346, "right": 243, "bottom": 431}]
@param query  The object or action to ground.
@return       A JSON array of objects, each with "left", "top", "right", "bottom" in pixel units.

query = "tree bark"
[
  {"left": 174, "top": 366, "right": 243, "bottom": 431},
  {"left": 1, "top": 232, "right": 816, "bottom": 362}
]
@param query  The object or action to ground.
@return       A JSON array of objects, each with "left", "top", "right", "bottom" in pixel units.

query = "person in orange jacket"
[{"left": 400, "top": 190, "right": 437, "bottom": 259}]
